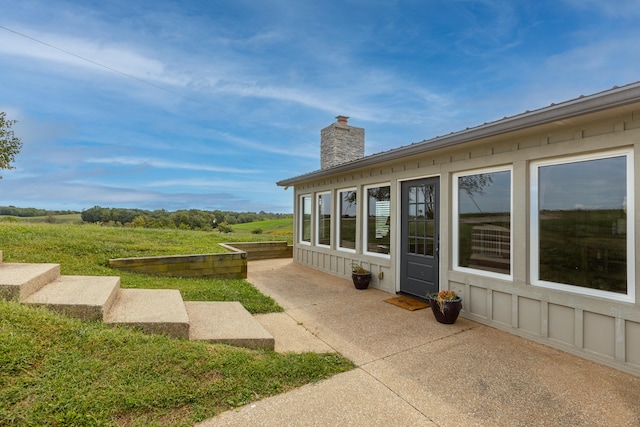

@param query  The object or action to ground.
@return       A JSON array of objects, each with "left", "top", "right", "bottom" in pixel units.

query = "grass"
[
  {"left": 0, "top": 221, "right": 354, "bottom": 425},
  {"left": 0, "top": 222, "right": 291, "bottom": 312},
  {"left": 231, "top": 218, "right": 293, "bottom": 238},
  {"left": 0, "top": 214, "right": 295, "bottom": 238},
  {"left": 0, "top": 213, "right": 83, "bottom": 224},
  {"left": 0, "top": 301, "right": 354, "bottom": 426}
]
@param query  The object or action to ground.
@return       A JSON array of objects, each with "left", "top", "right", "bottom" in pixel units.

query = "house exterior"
[{"left": 277, "top": 82, "right": 640, "bottom": 376}]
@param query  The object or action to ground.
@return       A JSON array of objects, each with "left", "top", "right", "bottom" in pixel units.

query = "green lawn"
[
  {"left": 0, "top": 213, "right": 83, "bottom": 224},
  {"left": 0, "top": 221, "right": 354, "bottom": 426},
  {"left": 0, "top": 222, "right": 289, "bottom": 312},
  {"left": 230, "top": 218, "right": 293, "bottom": 239},
  {"left": 0, "top": 301, "right": 353, "bottom": 426}
]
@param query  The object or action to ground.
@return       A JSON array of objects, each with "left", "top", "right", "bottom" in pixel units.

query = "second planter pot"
[{"left": 429, "top": 298, "right": 462, "bottom": 324}]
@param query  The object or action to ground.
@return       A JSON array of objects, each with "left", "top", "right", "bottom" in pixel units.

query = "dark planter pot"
[
  {"left": 351, "top": 273, "right": 371, "bottom": 289},
  {"left": 429, "top": 298, "right": 462, "bottom": 324}
]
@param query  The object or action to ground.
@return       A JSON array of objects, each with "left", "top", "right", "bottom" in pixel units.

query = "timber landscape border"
[{"left": 109, "top": 241, "right": 293, "bottom": 279}]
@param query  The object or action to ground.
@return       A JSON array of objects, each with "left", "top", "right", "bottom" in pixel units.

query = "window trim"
[
  {"left": 299, "top": 194, "right": 312, "bottom": 246},
  {"left": 452, "top": 165, "right": 513, "bottom": 280},
  {"left": 530, "top": 149, "right": 635, "bottom": 303},
  {"left": 315, "top": 191, "right": 332, "bottom": 248},
  {"left": 336, "top": 187, "right": 357, "bottom": 253},
  {"left": 363, "top": 182, "right": 392, "bottom": 259}
]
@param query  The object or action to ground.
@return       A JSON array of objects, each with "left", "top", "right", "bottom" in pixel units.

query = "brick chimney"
[{"left": 320, "top": 116, "right": 365, "bottom": 169}]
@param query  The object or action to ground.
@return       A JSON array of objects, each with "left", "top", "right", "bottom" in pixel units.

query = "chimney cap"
[{"left": 336, "top": 115, "right": 349, "bottom": 125}]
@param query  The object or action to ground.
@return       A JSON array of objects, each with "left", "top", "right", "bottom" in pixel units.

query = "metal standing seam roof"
[{"left": 277, "top": 81, "right": 640, "bottom": 187}]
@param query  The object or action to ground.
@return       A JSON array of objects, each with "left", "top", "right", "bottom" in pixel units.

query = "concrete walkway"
[{"left": 199, "top": 259, "right": 640, "bottom": 426}]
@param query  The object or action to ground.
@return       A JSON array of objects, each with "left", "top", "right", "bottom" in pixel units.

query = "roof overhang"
[{"left": 277, "top": 81, "right": 640, "bottom": 188}]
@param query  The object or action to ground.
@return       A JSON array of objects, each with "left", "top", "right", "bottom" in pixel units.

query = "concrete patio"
[{"left": 200, "top": 258, "right": 640, "bottom": 426}]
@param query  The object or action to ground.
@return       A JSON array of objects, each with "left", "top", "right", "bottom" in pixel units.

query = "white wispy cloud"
[
  {"left": 1, "top": 175, "right": 291, "bottom": 212},
  {"left": 204, "top": 131, "right": 318, "bottom": 158},
  {"left": 563, "top": 0, "right": 640, "bottom": 18},
  {"left": 142, "top": 178, "right": 277, "bottom": 190},
  {"left": 84, "top": 157, "right": 260, "bottom": 174},
  {"left": 1, "top": 17, "right": 450, "bottom": 133},
  {"left": 450, "top": 0, "right": 523, "bottom": 56},
  {"left": 545, "top": 38, "right": 640, "bottom": 77},
  {"left": 0, "top": 26, "right": 187, "bottom": 87}
]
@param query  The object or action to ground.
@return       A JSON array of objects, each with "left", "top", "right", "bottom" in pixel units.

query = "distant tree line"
[
  {"left": 0, "top": 206, "right": 78, "bottom": 217},
  {"left": 80, "top": 206, "right": 290, "bottom": 231}
]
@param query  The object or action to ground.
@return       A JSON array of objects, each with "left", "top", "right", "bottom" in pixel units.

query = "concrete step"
[
  {"left": 105, "top": 288, "right": 190, "bottom": 339},
  {"left": 0, "top": 262, "right": 61, "bottom": 302},
  {"left": 185, "top": 301, "right": 274, "bottom": 350},
  {"left": 0, "top": 255, "right": 277, "bottom": 349},
  {"left": 24, "top": 275, "right": 120, "bottom": 321}
]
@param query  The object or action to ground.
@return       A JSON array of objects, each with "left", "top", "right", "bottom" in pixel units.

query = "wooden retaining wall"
[
  {"left": 219, "top": 241, "right": 293, "bottom": 261},
  {"left": 109, "top": 241, "right": 292, "bottom": 279}
]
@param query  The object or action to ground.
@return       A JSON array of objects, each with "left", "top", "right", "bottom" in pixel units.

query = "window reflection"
[
  {"left": 457, "top": 170, "right": 511, "bottom": 275},
  {"left": 367, "top": 186, "right": 391, "bottom": 255},
  {"left": 317, "top": 193, "right": 331, "bottom": 246},
  {"left": 338, "top": 190, "right": 357, "bottom": 250},
  {"left": 408, "top": 184, "right": 436, "bottom": 256},
  {"left": 301, "top": 195, "right": 311, "bottom": 243},
  {"left": 538, "top": 156, "right": 627, "bottom": 293}
]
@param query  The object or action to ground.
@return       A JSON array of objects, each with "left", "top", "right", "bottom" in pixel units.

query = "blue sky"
[{"left": 1, "top": 0, "right": 639, "bottom": 213}]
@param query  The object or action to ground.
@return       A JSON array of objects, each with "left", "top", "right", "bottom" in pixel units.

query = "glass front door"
[{"left": 400, "top": 178, "right": 439, "bottom": 298}]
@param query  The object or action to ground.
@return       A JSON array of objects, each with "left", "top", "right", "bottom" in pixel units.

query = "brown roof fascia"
[{"left": 277, "top": 81, "right": 640, "bottom": 187}]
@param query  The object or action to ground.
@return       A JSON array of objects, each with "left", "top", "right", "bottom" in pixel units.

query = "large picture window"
[
  {"left": 337, "top": 189, "right": 357, "bottom": 251},
  {"left": 531, "top": 150, "right": 634, "bottom": 302},
  {"left": 299, "top": 194, "right": 311, "bottom": 244},
  {"left": 316, "top": 192, "right": 331, "bottom": 247},
  {"left": 365, "top": 184, "right": 391, "bottom": 256},
  {"left": 454, "top": 168, "right": 512, "bottom": 277}
]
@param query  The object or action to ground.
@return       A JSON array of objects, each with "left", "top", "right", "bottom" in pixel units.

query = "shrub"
[{"left": 217, "top": 222, "right": 233, "bottom": 233}]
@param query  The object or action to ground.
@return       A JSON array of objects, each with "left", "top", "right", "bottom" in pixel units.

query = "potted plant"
[
  {"left": 351, "top": 263, "right": 371, "bottom": 289},
  {"left": 428, "top": 290, "right": 462, "bottom": 324}
]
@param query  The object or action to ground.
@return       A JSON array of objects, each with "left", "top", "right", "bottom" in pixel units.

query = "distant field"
[
  {"left": 0, "top": 214, "right": 294, "bottom": 236},
  {"left": 0, "top": 213, "right": 83, "bottom": 224},
  {"left": 231, "top": 218, "right": 293, "bottom": 238}
]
